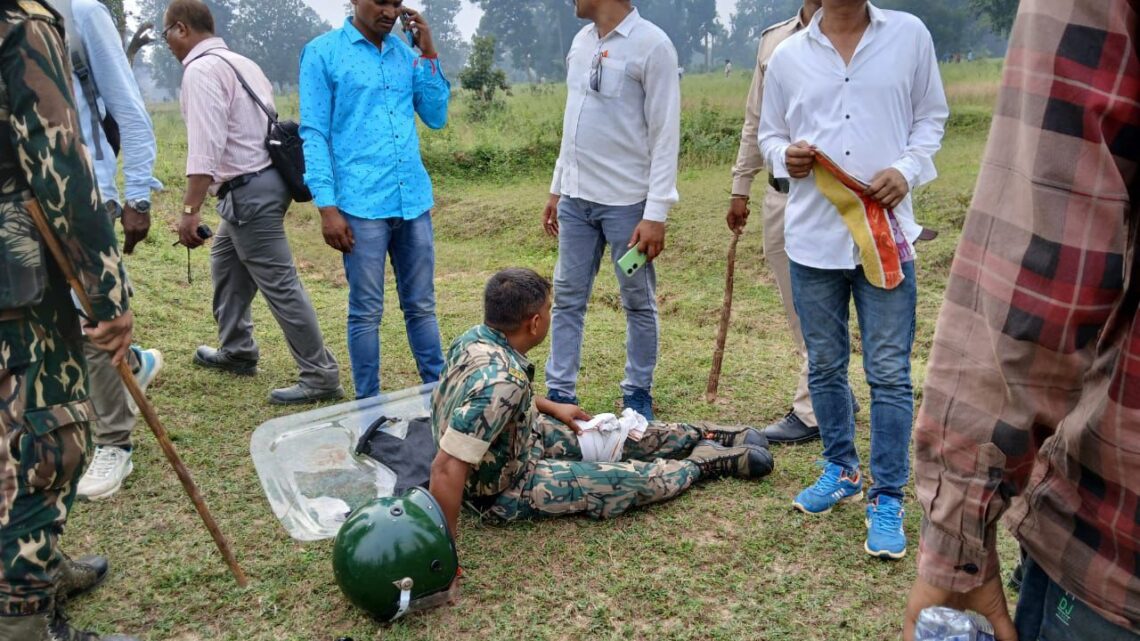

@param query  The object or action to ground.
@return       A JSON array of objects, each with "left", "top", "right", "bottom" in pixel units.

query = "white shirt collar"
[
  {"left": 591, "top": 7, "right": 641, "bottom": 40},
  {"left": 807, "top": 2, "right": 886, "bottom": 45}
]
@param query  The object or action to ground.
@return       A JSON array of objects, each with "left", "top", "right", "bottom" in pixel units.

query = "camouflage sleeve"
[
  {"left": 0, "top": 15, "right": 127, "bottom": 321},
  {"left": 438, "top": 364, "right": 528, "bottom": 466}
]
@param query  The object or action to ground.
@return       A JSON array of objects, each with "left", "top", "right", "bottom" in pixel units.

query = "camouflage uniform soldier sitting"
[
  {"left": 429, "top": 268, "right": 774, "bottom": 536},
  {"left": 0, "top": 0, "right": 137, "bottom": 638}
]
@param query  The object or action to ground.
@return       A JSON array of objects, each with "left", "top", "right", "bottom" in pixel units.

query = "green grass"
[{"left": 66, "top": 61, "right": 1019, "bottom": 640}]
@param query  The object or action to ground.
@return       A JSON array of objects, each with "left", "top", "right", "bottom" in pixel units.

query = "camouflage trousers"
[
  {"left": 0, "top": 369, "right": 91, "bottom": 616},
  {"left": 487, "top": 417, "right": 703, "bottom": 521}
]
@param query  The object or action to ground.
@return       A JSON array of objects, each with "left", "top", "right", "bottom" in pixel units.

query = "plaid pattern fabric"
[{"left": 914, "top": 0, "right": 1140, "bottom": 630}]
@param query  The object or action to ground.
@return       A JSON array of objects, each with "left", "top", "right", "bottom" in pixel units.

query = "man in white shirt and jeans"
[
  {"left": 542, "top": 0, "right": 680, "bottom": 420},
  {"left": 758, "top": 0, "right": 947, "bottom": 559}
]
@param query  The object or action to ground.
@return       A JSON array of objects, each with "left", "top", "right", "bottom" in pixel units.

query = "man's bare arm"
[{"left": 429, "top": 450, "right": 470, "bottom": 539}]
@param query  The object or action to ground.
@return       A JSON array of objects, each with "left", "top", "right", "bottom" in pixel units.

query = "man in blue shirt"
[{"left": 300, "top": 0, "right": 451, "bottom": 400}]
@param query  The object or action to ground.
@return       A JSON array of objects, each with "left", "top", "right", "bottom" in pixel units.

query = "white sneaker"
[{"left": 77, "top": 446, "right": 133, "bottom": 501}]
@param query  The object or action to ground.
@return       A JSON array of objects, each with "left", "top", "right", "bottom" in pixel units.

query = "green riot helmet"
[{"left": 332, "top": 487, "right": 460, "bottom": 622}]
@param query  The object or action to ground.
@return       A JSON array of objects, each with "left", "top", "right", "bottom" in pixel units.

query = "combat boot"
[
  {"left": 686, "top": 440, "right": 774, "bottom": 480},
  {"left": 692, "top": 422, "right": 769, "bottom": 449},
  {"left": 54, "top": 554, "right": 109, "bottom": 603},
  {"left": 0, "top": 609, "right": 137, "bottom": 641}
]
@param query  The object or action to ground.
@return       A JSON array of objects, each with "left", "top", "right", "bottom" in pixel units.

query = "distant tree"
[
  {"left": 231, "top": 0, "right": 329, "bottom": 86},
  {"left": 638, "top": 0, "right": 723, "bottom": 67},
  {"left": 137, "top": 0, "right": 330, "bottom": 90},
  {"left": 969, "top": 0, "right": 1018, "bottom": 35},
  {"left": 422, "top": 0, "right": 469, "bottom": 67},
  {"left": 459, "top": 35, "right": 509, "bottom": 103},
  {"left": 102, "top": 0, "right": 126, "bottom": 35}
]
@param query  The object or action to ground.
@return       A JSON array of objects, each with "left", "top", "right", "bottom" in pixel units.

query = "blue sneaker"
[
  {"left": 865, "top": 495, "right": 907, "bottom": 559},
  {"left": 127, "top": 346, "right": 163, "bottom": 415},
  {"left": 546, "top": 389, "right": 580, "bottom": 406},
  {"left": 792, "top": 462, "right": 863, "bottom": 514},
  {"left": 622, "top": 388, "right": 655, "bottom": 421}
]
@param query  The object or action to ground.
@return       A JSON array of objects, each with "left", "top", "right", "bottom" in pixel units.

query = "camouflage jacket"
[
  {"left": 0, "top": 0, "right": 127, "bottom": 433},
  {"left": 432, "top": 325, "right": 542, "bottom": 499}
]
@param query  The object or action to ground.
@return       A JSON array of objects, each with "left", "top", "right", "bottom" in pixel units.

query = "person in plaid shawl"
[{"left": 903, "top": 1, "right": 1140, "bottom": 640}]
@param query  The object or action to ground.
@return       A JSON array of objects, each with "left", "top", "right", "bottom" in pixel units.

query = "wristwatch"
[
  {"left": 125, "top": 199, "right": 151, "bottom": 215},
  {"left": 182, "top": 205, "right": 197, "bottom": 216}
]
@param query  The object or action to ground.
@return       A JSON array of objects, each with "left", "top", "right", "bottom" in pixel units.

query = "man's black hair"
[{"left": 484, "top": 268, "right": 552, "bottom": 331}]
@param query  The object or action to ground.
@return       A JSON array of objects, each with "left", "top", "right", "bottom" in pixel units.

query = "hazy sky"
[{"left": 305, "top": 0, "right": 738, "bottom": 37}]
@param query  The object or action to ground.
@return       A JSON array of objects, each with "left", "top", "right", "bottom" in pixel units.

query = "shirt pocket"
[{"left": 597, "top": 58, "right": 628, "bottom": 99}]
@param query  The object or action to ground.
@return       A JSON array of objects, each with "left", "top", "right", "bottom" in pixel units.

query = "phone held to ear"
[
  {"left": 400, "top": 11, "right": 419, "bottom": 49},
  {"left": 617, "top": 247, "right": 648, "bottom": 277}
]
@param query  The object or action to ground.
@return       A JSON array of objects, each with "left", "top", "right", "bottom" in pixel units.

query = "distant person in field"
[
  {"left": 541, "top": 0, "right": 681, "bottom": 420},
  {"left": 903, "top": 1, "right": 1140, "bottom": 639},
  {"left": 299, "top": 0, "right": 451, "bottom": 400},
  {"left": 727, "top": 0, "right": 821, "bottom": 446},
  {"left": 164, "top": 0, "right": 342, "bottom": 405},
  {"left": 724, "top": 58, "right": 732, "bottom": 76},
  {"left": 758, "top": 0, "right": 947, "bottom": 560}
]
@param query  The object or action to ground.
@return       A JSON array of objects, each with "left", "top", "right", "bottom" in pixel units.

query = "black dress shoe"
[
  {"left": 193, "top": 346, "right": 257, "bottom": 376},
  {"left": 761, "top": 411, "right": 821, "bottom": 444}
]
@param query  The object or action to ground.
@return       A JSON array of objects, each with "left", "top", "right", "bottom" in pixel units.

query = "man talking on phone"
[
  {"left": 542, "top": 0, "right": 681, "bottom": 420},
  {"left": 300, "top": 0, "right": 450, "bottom": 399}
]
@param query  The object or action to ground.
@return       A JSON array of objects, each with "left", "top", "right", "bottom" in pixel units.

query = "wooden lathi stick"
[
  {"left": 706, "top": 231, "right": 742, "bottom": 403},
  {"left": 25, "top": 199, "right": 249, "bottom": 588}
]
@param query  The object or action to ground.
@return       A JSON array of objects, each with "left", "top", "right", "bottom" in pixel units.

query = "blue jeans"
[
  {"left": 545, "top": 197, "right": 658, "bottom": 397},
  {"left": 342, "top": 212, "right": 443, "bottom": 399},
  {"left": 1016, "top": 557, "right": 1140, "bottom": 640},
  {"left": 789, "top": 260, "right": 917, "bottom": 501}
]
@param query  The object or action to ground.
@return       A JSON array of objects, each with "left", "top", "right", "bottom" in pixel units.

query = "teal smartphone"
[{"left": 617, "top": 247, "right": 648, "bottom": 277}]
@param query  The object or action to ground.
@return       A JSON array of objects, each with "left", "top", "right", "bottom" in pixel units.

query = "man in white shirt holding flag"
[{"left": 758, "top": 0, "right": 947, "bottom": 560}]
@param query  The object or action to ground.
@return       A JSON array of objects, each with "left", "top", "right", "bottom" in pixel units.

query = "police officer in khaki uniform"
[
  {"left": 726, "top": 2, "right": 822, "bottom": 444},
  {"left": 0, "top": 0, "right": 138, "bottom": 638}
]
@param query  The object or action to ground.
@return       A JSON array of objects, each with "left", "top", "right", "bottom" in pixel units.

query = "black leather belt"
[{"left": 217, "top": 167, "right": 271, "bottom": 201}]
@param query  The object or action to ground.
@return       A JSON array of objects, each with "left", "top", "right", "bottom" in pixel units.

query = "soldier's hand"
[
  {"left": 86, "top": 311, "right": 134, "bottom": 366},
  {"left": 545, "top": 402, "right": 591, "bottom": 434},
  {"left": 121, "top": 204, "right": 151, "bottom": 254},
  {"left": 727, "top": 197, "right": 750, "bottom": 234}
]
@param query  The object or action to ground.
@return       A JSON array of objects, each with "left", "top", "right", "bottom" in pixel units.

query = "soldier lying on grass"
[{"left": 429, "top": 268, "right": 775, "bottom": 539}]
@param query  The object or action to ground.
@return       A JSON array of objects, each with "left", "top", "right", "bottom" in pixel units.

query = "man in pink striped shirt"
[{"left": 163, "top": 0, "right": 342, "bottom": 405}]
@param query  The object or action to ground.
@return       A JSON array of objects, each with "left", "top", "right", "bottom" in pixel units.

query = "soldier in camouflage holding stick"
[
  {"left": 429, "top": 268, "right": 774, "bottom": 538},
  {"left": 0, "top": 0, "right": 138, "bottom": 638}
]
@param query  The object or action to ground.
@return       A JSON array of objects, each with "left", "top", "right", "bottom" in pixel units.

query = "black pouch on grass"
[{"left": 354, "top": 416, "right": 437, "bottom": 494}]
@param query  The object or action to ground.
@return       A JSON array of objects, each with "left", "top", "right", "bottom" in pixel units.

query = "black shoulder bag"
[{"left": 198, "top": 52, "right": 313, "bottom": 203}]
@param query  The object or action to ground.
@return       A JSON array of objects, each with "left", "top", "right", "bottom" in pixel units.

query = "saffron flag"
[{"left": 813, "top": 150, "right": 913, "bottom": 289}]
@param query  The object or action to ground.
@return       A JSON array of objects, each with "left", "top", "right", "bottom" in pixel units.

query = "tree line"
[
  {"left": 131, "top": 0, "right": 1018, "bottom": 97},
  {"left": 476, "top": 0, "right": 1017, "bottom": 82}
]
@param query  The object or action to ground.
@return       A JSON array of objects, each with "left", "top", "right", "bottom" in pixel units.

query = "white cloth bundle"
[{"left": 574, "top": 408, "right": 650, "bottom": 462}]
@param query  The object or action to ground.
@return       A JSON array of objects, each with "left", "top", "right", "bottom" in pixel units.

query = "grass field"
[{"left": 65, "top": 61, "right": 1020, "bottom": 640}]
